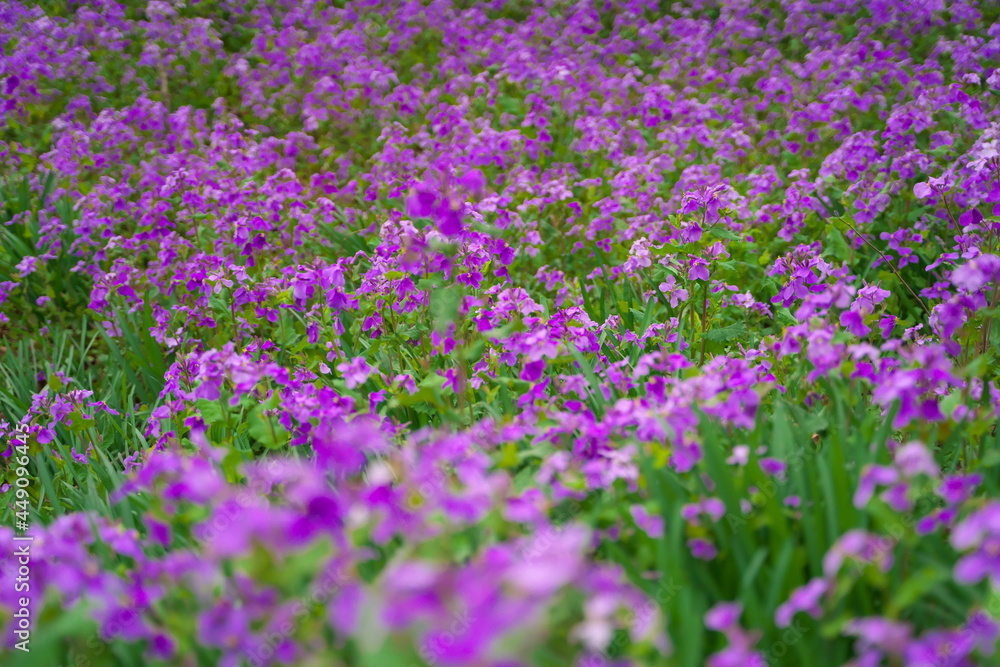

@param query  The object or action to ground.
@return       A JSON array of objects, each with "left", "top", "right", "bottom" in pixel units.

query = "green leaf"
[
  {"left": 247, "top": 408, "right": 288, "bottom": 449},
  {"left": 358, "top": 637, "right": 418, "bottom": 667},
  {"left": 47, "top": 369, "right": 63, "bottom": 392},
  {"left": 65, "top": 410, "right": 96, "bottom": 433},
  {"left": 708, "top": 226, "right": 740, "bottom": 241},
  {"left": 979, "top": 449, "right": 1000, "bottom": 468},
  {"left": 776, "top": 308, "right": 798, "bottom": 327},
  {"left": 570, "top": 348, "right": 610, "bottom": 411},
  {"left": 196, "top": 398, "right": 226, "bottom": 425},
  {"left": 702, "top": 322, "right": 748, "bottom": 342},
  {"left": 498, "top": 442, "right": 519, "bottom": 468},
  {"left": 823, "top": 226, "right": 850, "bottom": 260},
  {"left": 886, "top": 566, "right": 950, "bottom": 617},
  {"left": 430, "top": 284, "right": 462, "bottom": 333},
  {"left": 221, "top": 447, "right": 245, "bottom": 483}
]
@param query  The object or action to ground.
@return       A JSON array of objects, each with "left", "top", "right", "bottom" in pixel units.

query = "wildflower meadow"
[{"left": 2, "top": 1, "right": 1000, "bottom": 665}]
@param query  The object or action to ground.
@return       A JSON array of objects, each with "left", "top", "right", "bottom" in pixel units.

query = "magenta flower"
[
  {"left": 775, "top": 578, "right": 828, "bottom": 627},
  {"left": 894, "top": 441, "right": 939, "bottom": 479},
  {"left": 950, "top": 254, "right": 1000, "bottom": 293},
  {"left": 951, "top": 503, "right": 1000, "bottom": 587},
  {"left": 938, "top": 474, "right": 983, "bottom": 505},
  {"left": 913, "top": 176, "right": 953, "bottom": 199},
  {"left": 705, "top": 602, "right": 743, "bottom": 632},
  {"left": 705, "top": 602, "right": 766, "bottom": 667},
  {"left": 442, "top": 367, "right": 465, "bottom": 393},
  {"left": 336, "top": 356, "right": 373, "bottom": 389},
  {"left": 687, "top": 257, "right": 710, "bottom": 281},
  {"left": 688, "top": 538, "right": 717, "bottom": 561},
  {"left": 406, "top": 186, "right": 439, "bottom": 218},
  {"left": 854, "top": 465, "right": 899, "bottom": 509},
  {"left": 629, "top": 505, "right": 664, "bottom": 539},
  {"left": 840, "top": 310, "right": 871, "bottom": 337},
  {"left": 844, "top": 617, "right": 912, "bottom": 655},
  {"left": 658, "top": 274, "right": 690, "bottom": 307},
  {"left": 405, "top": 184, "right": 464, "bottom": 236},
  {"left": 824, "top": 530, "right": 895, "bottom": 578},
  {"left": 458, "top": 169, "right": 486, "bottom": 194}
]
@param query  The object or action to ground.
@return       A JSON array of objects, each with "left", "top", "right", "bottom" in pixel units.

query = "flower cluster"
[{"left": 1, "top": 1, "right": 1000, "bottom": 666}]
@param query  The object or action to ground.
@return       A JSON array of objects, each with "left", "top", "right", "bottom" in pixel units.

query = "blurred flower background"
[{"left": 2, "top": 1, "right": 1000, "bottom": 665}]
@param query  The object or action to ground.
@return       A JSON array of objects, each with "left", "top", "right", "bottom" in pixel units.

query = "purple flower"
[
  {"left": 458, "top": 169, "right": 486, "bottom": 194},
  {"left": 878, "top": 315, "right": 896, "bottom": 337},
  {"left": 950, "top": 254, "right": 1000, "bottom": 293},
  {"left": 954, "top": 532, "right": 1000, "bottom": 587},
  {"left": 917, "top": 507, "right": 958, "bottom": 535},
  {"left": 854, "top": 465, "right": 899, "bottom": 509},
  {"left": 688, "top": 538, "right": 717, "bottom": 560},
  {"left": 687, "top": 257, "right": 710, "bottom": 282},
  {"left": 939, "top": 474, "right": 982, "bottom": 506},
  {"left": 702, "top": 498, "right": 726, "bottom": 522},
  {"left": 844, "top": 617, "right": 912, "bottom": 654},
  {"left": 824, "top": 530, "right": 894, "bottom": 579},
  {"left": 150, "top": 634, "right": 176, "bottom": 659},
  {"left": 147, "top": 518, "right": 172, "bottom": 547},
  {"left": 406, "top": 186, "right": 439, "bottom": 218},
  {"left": 705, "top": 602, "right": 766, "bottom": 667},
  {"left": 508, "top": 525, "right": 589, "bottom": 596},
  {"left": 521, "top": 359, "right": 546, "bottom": 383},
  {"left": 629, "top": 505, "right": 664, "bottom": 539},
  {"left": 758, "top": 457, "right": 786, "bottom": 479},
  {"left": 854, "top": 283, "right": 890, "bottom": 314},
  {"left": 904, "top": 628, "right": 978, "bottom": 667},
  {"left": 658, "top": 274, "right": 690, "bottom": 307},
  {"left": 707, "top": 649, "right": 767, "bottom": 667},
  {"left": 951, "top": 503, "right": 1000, "bottom": 552},
  {"left": 197, "top": 600, "right": 253, "bottom": 653},
  {"left": 680, "top": 503, "right": 701, "bottom": 523},
  {"left": 840, "top": 309, "right": 870, "bottom": 337},
  {"left": 705, "top": 602, "right": 743, "bottom": 632},
  {"left": 962, "top": 610, "right": 999, "bottom": 657},
  {"left": 726, "top": 445, "right": 750, "bottom": 466},
  {"left": 775, "top": 578, "right": 828, "bottom": 627},
  {"left": 336, "top": 356, "right": 373, "bottom": 389},
  {"left": 442, "top": 368, "right": 465, "bottom": 393},
  {"left": 682, "top": 497, "right": 726, "bottom": 525},
  {"left": 894, "top": 441, "right": 939, "bottom": 479},
  {"left": 913, "top": 176, "right": 952, "bottom": 199},
  {"left": 14, "top": 255, "right": 39, "bottom": 278},
  {"left": 435, "top": 201, "right": 464, "bottom": 237},
  {"left": 288, "top": 493, "right": 342, "bottom": 543},
  {"left": 329, "top": 582, "right": 363, "bottom": 636}
]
